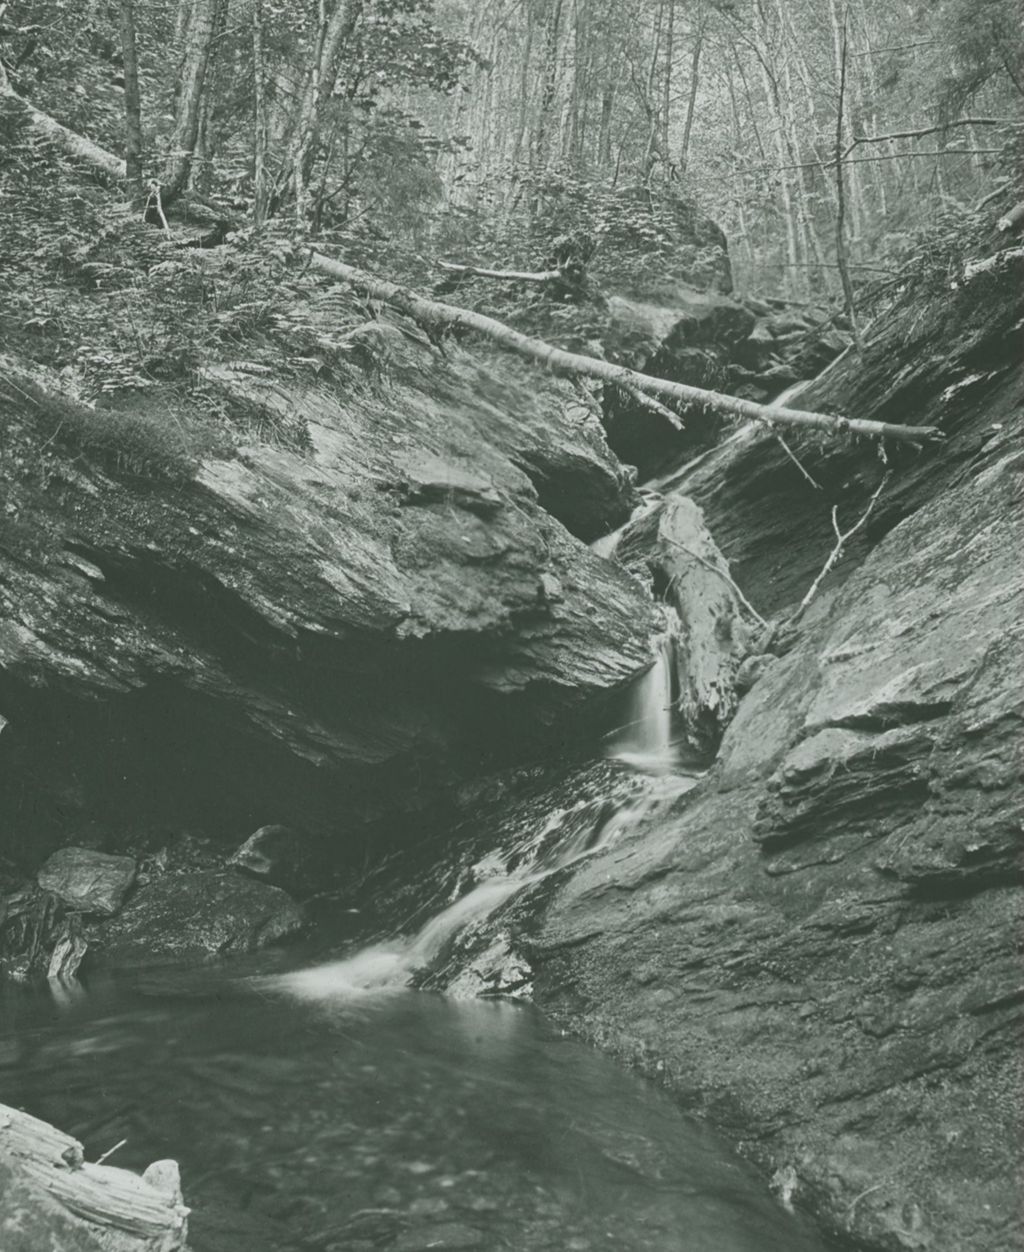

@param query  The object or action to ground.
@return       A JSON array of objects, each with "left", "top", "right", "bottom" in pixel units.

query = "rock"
[
  {"left": 0, "top": 341, "right": 655, "bottom": 851},
  {"left": 529, "top": 428, "right": 1024, "bottom": 1251},
  {"left": 94, "top": 872, "right": 305, "bottom": 967},
  {"left": 37, "top": 847, "right": 137, "bottom": 916},
  {"left": 447, "top": 267, "right": 1024, "bottom": 1252},
  {"left": 46, "top": 916, "right": 89, "bottom": 980},
  {"left": 227, "top": 824, "right": 318, "bottom": 895},
  {"left": 601, "top": 288, "right": 757, "bottom": 477}
]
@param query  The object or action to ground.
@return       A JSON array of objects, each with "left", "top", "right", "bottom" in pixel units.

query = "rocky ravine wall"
[
  {"left": 0, "top": 335, "right": 656, "bottom": 862},
  {"left": 524, "top": 258, "right": 1023, "bottom": 1251}
]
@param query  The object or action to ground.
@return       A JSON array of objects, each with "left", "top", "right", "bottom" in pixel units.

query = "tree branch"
[
  {"left": 437, "top": 261, "right": 564, "bottom": 284},
  {"left": 310, "top": 252, "right": 945, "bottom": 446},
  {"left": 788, "top": 472, "right": 891, "bottom": 625},
  {"left": 843, "top": 117, "right": 1021, "bottom": 158}
]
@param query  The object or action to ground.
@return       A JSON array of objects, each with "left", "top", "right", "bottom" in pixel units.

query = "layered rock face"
[
  {"left": 0, "top": 338, "right": 655, "bottom": 858},
  {"left": 525, "top": 258, "right": 1024, "bottom": 1251}
]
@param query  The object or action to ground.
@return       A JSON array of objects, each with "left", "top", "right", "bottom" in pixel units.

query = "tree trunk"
[
  {"left": 285, "top": 0, "right": 364, "bottom": 220},
  {"left": 679, "top": 10, "right": 703, "bottom": 175},
  {"left": 252, "top": 0, "right": 268, "bottom": 223},
  {"left": 117, "top": 0, "right": 145, "bottom": 203},
  {"left": 162, "top": 0, "right": 220, "bottom": 202},
  {"left": 310, "top": 251, "right": 942, "bottom": 445},
  {"left": 834, "top": 13, "right": 862, "bottom": 348}
]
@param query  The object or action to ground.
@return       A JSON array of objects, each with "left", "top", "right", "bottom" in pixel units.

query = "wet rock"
[
  {"left": 37, "top": 848, "right": 137, "bottom": 917},
  {"left": 525, "top": 270, "right": 1024, "bottom": 1252},
  {"left": 227, "top": 824, "right": 319, "bottom": 895},
  {"left": 46, "top": 915, "right": 88, "bottom": 981},
  {"left": 94, "top": 872, "right": 305, "bottom": 967}
]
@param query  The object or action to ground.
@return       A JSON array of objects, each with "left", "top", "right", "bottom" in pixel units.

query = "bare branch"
[
  {"left": 843, "top": 118, "right": 1022, "bottom": 158},
  {"left": 788, "top": 472, "right": 891, "bottom": 625},
  {"left": 437, "top": 261, "right": 564, "bottom": 284},
  {"left": 619, "top": 382, "right": 684, "bottom": 430},
  {"left": 773, "top": 433, "right": 823, "bottom": 489}
]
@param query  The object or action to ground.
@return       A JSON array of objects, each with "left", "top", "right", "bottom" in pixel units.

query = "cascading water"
[
  {"left": 604, "top": 629, "right": 679, "bottom": 774},
  {"left": 272, "top": 793, "right": 659, "bottom": 999}
]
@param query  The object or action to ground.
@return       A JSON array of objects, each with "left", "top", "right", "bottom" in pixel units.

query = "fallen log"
[
  {"left": 0, "top": 1102, "right": 189, "bottom": 1252},
  {"left": 311, "top": 252, "right": 944, "bottom": 446},
  {"left": 0, "top": 66, "right": 126, "bottom": 182},
  {"left": 437, "top": 260, "right": 564, "bottom": 283}
]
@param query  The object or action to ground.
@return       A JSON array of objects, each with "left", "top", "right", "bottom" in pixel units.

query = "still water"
[{"left": 0, "top": 972, "right": 834, "bottom": 1252}]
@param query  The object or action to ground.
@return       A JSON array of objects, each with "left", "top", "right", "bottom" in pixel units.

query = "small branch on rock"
[
  {"left": 620, "top": 382, "right": 684, "bottom": 430},
  {"left": 437, "top": 260, "right": 563, "bottom": 284},
  {"left": 845, "top": 1181, "right": 887, "bottom": 1216},
  {"left": 773, "top": 432, "right": 823, "bottom": 489},
  {"left": 787, "top": 470, "right": 891, "bottom": 626}
]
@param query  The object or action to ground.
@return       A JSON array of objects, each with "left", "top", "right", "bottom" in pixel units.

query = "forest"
[{"left": 1, "top": 3, "right": 1022, "bottom": 1252}]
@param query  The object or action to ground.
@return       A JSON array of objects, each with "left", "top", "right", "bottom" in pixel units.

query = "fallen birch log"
[
  {"left": 0, "top": 1102, "right": 189, "bottom": 1252},
  {"left": 437, "top": 260, "right": 564, "bottom": 283},
  {"left": 311, "top": 252, "right": 944, "bottom": 447}
]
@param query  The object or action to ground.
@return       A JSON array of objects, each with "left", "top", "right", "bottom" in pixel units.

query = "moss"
[{"left": 2, "top": 370, "right": 225, "bottom": 483}]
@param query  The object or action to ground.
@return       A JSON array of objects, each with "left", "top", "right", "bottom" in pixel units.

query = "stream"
[
  {"left": 1, "top": 575, "right": 838, "bottom": 1252},
  {"left": 1, "top": 970, "right": 836, "bottom": 1252}
]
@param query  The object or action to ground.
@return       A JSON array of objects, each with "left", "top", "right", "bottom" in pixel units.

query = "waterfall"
[
  {"left": 605, "top": 630, "right": 677, "bottom": 774},
  {"left": 271, "top": 796, "right": 648, "bottom": 1000}
]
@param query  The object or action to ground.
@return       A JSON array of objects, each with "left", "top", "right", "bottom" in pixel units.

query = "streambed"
[{"left": 1, "top": 970, "right": 837, "bottom": 1252}]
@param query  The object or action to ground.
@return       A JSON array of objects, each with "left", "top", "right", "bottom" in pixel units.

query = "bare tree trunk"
[
  {"left": 162, "top": 0, "right": 220, "bottom": 201},
  {"left": 533, "top": 0, "right": 564, "bottom": 167},
  {"left": 252, "top": 0, "right": 268, "bottom": 223},
  {"left": 679, "top": 6, "right": 704, "bottom": 176},
  {"left": 659, "top": 0, "right": 676, "bottom": 176},
  {"left": 834, "top": 13, "right": 862, "bottom": 349},
  {"left": 118, "top": 0, "right": 144, "bottom": 203},
  {"left": 287, "top": 0, "right": 364, "bottom": 221}
]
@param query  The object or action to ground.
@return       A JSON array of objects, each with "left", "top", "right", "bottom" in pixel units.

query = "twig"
[
  {"left": 774, "top": 432, "right": 823, "bottom": 489},
  {"left": 662, "top": 537, "right": 768, "bottom": 627},
  {"left": 620, "top": 382, "right": 684, "bottom": 430},
  {"left": 95, "top": 1138, "right": 128, "bottom": 1166},
  {"left": 845, "top": 1181, "right": 886, "bottom": 1215},
  {"left": 788, "top": 471, "right": 891, "bottom": 625}
]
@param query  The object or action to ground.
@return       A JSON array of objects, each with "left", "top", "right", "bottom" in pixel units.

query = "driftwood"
[
  {"left": 311, "top": 252, "right": 944, "bottom": 446},
  {"left": 0, "top": 1102, "right": 189, "bottom": 1252},
  {"left": 653, "top": 497, "right": 760, "bottom": 754}
]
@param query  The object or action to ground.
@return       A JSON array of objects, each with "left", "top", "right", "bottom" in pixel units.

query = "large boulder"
[
  {"left": 93, "top": 872, "right": 306, "bottom": 967},
  {"left": 0, "top": 336, "right": 656, "bottom": 855},
  {"left": 37, "top": 847, "right": 137, "bottom": 916}
]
